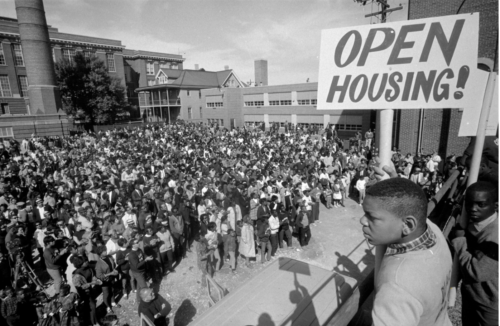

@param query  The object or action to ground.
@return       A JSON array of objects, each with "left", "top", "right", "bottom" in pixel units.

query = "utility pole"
[{"left": 355, "top": 0, "right": 403, "bottom": 280}]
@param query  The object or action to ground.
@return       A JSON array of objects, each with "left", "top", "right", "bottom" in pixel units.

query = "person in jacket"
[
  {"left": 43, "top": 236, "right": 67, "bottom": 294},
  {"left": 128, "top": 237, "right": 153, "bottom": 300},
  {"left": 115, "top": 238, "right": 133, "bottom": 299},
  {"left": 138, "top": 288, "right": 171, "bottom": 326},
  {"left": 156, "top": 221, "right": 175, "bottom": 275},
  {"left": 452, "top": 181, "right": 498, "bottom": 326},
  {"left": 360, "top": 178, "right": 452, "bottom": 326},
  {"left": 295, "top": 202, "right": 310, "bottom": 249},
  {"left": 168, "top": 208, "right": 185, "bottom": 261},
  {"left": 95, "top": 246, "right": 120, "bottom": 314},
  {"left": 277, "top": 204, "right": 293, "bottom": 249}
]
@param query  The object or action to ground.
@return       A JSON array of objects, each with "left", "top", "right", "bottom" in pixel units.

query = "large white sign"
[
  {"left": 458, "top": 71, "right": 498, "bottom": 137},
  {"left": 317, "top": 13, "right": 482, "bottom": 110}
]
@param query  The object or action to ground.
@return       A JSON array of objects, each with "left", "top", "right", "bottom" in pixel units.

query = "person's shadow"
[
  {"left": 287, "top": 274, "right": 319, "bottom": 326},
  {"left": 173, "top": 299, "right": 197, "bottom": 326},
  {"left": 333, "top": 251, "right": 363, "bottom": 282},
  {"left": 255, "top": 313, "right": 275, "bottom": 326}
]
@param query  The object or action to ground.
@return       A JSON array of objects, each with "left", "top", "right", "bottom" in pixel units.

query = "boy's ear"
[{"left": 402, "top": 215, "right": 418, "bottom": 236}]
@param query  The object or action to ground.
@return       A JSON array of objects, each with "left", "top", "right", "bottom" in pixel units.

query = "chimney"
[
  {"left": 224, "top": 65, "right": 229, "bottom": 70},
  {"left": 15, "top": 0, "right": 63, "bottom": 115},
  {"left": 194, "top": 64, "right": 199, "bottom": 70},
  {"left": 254, "top": 59, "right": 268, "bottom": 86}
]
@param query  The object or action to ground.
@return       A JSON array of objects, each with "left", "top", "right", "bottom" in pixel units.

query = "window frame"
[
  {"left": 0, "top": 75, "right": 12, "bottom": 97},
  {"left": 187, "top": 107, "right": 192, "bottom": 119},
  {"left": 62, "top": 48, "right": 76, "bottom": 63},
  {"left": 18, "top": 76, "right": 28, "bottom": 97},
  {"left": 0, "top": 127, "right": 14, "bottom": 138},
  {"left": 106, "top": 53, "right": 116, "bottom": 72},
  {"left": 0, "top": 45, "right": 6, "bottom": 65},
  {"left": 12, "top": 44, "right": 24, "bottom": 66},
  {"left": 146, "top": 62, "right": 155, "bottom": 75}
]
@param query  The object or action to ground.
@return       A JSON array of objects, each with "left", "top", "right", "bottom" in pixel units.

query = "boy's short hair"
[
  {"left": 466, "top": 181, "right": 498, "bottom": 200},
  {"left": 366, "top": 178, "right": 427, "bottom": 228}
]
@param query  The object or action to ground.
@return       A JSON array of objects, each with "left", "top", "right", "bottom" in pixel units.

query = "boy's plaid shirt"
[{"left": 385, "top": 225, "right": 436, "bottom": 256}]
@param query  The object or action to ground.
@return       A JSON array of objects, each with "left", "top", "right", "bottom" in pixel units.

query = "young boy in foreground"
[{"left": 360, "top": 178, "right": 452, "bottom": 326}]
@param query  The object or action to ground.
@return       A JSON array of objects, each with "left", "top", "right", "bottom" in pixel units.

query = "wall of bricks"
[{"left": 396, "top": 0, "right": 498, "bottom": 158}]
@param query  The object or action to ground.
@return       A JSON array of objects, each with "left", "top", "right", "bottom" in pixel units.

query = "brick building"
[
  {"left": 395, "top": 0, "right": 498, "bottom": 157},
  {"left": 0, "top": 14, "right": 184, "bottom": 139}
]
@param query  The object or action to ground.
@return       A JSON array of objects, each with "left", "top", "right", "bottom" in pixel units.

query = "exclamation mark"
[{"left": 454, "top": 65, "right": 470, "bottom": 100}]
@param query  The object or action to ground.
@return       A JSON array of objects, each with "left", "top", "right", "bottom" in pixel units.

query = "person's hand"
[
  {"left": 372, "top": 157, "right": 398, "bottom": 181},
  {"left": 43, "top": 313, "right": 47, "bottom": 319},
  {"left": 154, "top": 313, "right": 162, "bottom": 319},
  {"left": 145, "top": 256, "right": 154, "bottom": 261}
]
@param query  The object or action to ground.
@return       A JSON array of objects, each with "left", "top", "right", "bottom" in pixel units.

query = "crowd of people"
[{"left": 0, "top": 120, "right": 495, "bottom": 326}]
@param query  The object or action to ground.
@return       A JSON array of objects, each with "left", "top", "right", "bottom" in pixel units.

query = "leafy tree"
[{"left": 55, "top": 52, "right": 129, "bottom": 129}]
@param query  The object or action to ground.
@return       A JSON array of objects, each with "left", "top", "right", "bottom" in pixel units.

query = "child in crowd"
[
  {"left": 332, "top": 180, "right": 342, "bottom": 208},
  {"left": 355, "top": 176, "right": 367, "bottom": 206},
  {"left": 323, "top": 185, "right": 333, "bottom": 209},
  {"left": 224, "top": 229, "right": 237, "bottom": 273}
]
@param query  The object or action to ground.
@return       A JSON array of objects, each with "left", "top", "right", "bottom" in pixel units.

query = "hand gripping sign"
[{"left": 317, "top": 13, "right": 482, "bottom": 110}]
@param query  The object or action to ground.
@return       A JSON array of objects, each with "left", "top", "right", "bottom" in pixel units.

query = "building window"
[
  {"left": 18, "top": 76, "right": 28, "bottom": 97},
  {"left": 147, "top": 80, "right": 155, "bottom": 86},
  {"left": 220, "top": 119, "right": 224, "bottom": 125},
  {"left": 280, "top": 100, "right": 292, "bottom": 105},
  {"left": 107, "top": 53, "right": 116, "bottom": 72},
  {"left": 147, "top": 62, "right": 155, "bottom": 75},
  {"left": 187, "top": 90, "right": 190, "bottom": 97},
  {"left": 298, "top": 99, "right": 310, "bottom": 105},
  {"left": 0, "top": 46, "right": 5, "bottom": 65},
  {"left": 206, "top": 102, "right": 223, "bottom": 108},
  {"left": 244, "top": 101, "right": 264, "bottom": 107},
  {"left": 12, "top": 44, "right": 24, "bottom": 66},
  {"left": 171, "top": 63, "right": 178, "bottom": 70},
  {"left": 188, "top": 107, "right": 192, "bottom": 119},
  {"left": 0, "top": 127, "right": 13, "bottom": 138},
  {"left": 63, "top": 48, "right": 76, "bottom": 62},
  {"left": 199, "top": 106, "right": 202, "bottom": 119},
  {"left": 157, "top": 75, "right": 167, "bottom": 84},
  {"left": 84, "top": 51, "right": 94, "bottom": 60},
  {"left": 269, "top": 100, "right": 280, "bottom": 106},
  {"left": 311, "top": 99, "right": 317, "bottom": 105},
  {"left": 0, "top": 76, "right": 12, "bottom": 97},
  {"left": 0, "top": 104, "right": 10, "bottom": 115},
  {"left": 160, "top": 62, "right": 170, "bottom": 69}
]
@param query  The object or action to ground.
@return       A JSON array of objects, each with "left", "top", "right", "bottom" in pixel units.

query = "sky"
[{"left": 2, "top": 0, "right": 409, "bottom": 86}]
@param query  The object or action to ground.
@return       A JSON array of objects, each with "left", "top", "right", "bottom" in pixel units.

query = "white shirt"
[
  {"left": 122, "top": 212, "right": 138, "bottom": 228},
  {"left": 106, "top": 238, "right": 119, "bottom": 261}
]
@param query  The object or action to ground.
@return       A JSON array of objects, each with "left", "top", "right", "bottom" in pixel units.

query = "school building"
[
  {"left": 201, "top": 81, "right": 372, "bottom": 139},
  {"left": 0, "top": 13, "right": 185, "bottom": 139}
]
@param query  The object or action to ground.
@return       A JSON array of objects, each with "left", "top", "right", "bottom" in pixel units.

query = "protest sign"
[
  {"left": 458, "top": 71, "right": 498, "bottom": 137},
  {"left": 317, "top": 13, "right": 483, "bottom": 110}
]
